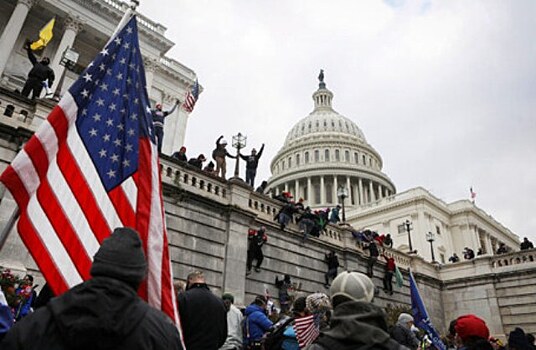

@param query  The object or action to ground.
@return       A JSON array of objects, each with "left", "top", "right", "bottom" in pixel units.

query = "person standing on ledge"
[
  {"left": 212, "top": 135, "right": 236, "bottom": 180},
  {"left": 21, "top": 40, "right": 55, "bottom": 100},
  {"left": 239, "top": 144, "right": 264, "bottom": 188},
  {"left": 151, "top": 100, "right": 179, "bottom": 154}
]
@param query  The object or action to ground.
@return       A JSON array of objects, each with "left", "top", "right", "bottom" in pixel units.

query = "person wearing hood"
[
  {"left": 178, "top": 270, "right": 227, "bottom": 350},
  {"left": 0, "top": 227, "right": 181, "bottom": 350},
  {"left": 212, "top": 135, "right": 236, "bottom": 179},
  {"left": 390, "top": 313, "right": 420, "bottom": 350},
  {"left": 307, "top": 271, "right": 406, "bottom": 350},
  {"left": 243, "top": 295, "right": 273, "bottom": 350}
]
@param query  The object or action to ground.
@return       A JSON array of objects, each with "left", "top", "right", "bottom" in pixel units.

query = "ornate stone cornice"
[
  {"left": 18, "top": 0, "right": 39, "bottom": 9},
  {"left": 143, "top": 57, "right": 159, "bottom": 73},
  {"left": 64, "top": 15, "right": 84, "bottom": 33},
  {"left": 163, "top": 92, "right": 177, "bottom": 104}
]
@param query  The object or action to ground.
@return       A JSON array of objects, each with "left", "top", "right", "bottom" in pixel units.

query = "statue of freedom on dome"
[{"left": 318, "top": 69, "right": 324, "bottom": 83}]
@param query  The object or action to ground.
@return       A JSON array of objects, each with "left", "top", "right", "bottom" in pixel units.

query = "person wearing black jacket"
[
  {"left": 324, "top": 251, "right": 340, "bottom": 288},
  {"left": 247, "top": 227, "right": 268, "bottom": 274},
  {"left": 151, "top": 101, "right": 179, "bottom": 154},
  {"left": 21, "top": 40, "right": 55, "bottom": 99},
  {"left": 366, "top": 241, "right": 379, "bottom": 277},
  {"left": 239, "top": 144, "right": 264, "bottom": 187},
  {"left": 178, "top": 271, "right": 227, "bottom": 350},
  {"left": 0, "top": 227, "right": 181, "bottom": 350}
]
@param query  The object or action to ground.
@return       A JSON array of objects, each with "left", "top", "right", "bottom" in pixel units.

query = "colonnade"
[{"left": 274, "top": 175, "right": 393, "bottom": 207}]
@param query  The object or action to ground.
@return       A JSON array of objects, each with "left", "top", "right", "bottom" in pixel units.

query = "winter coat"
[
  {"left": 282, "top": 325, "right": 299, "bottom": 350},
  {"left": 151, "top": 103, "right": 178, "bottom": 128},
  {"left": 178, "top": 283, "right": 227, "bottom": 350},
  {"left": 212, "top": 136, "right": 234, "bottom": 159},
  {"left": 26, "top": 48, "right": 55, "bottom": 85},
  {"left": 325, "top": 254, "right": 340, "bottom": 270},
  {"left": 390, "top": 323, "right": 420, "bottom": 350},
  {"left": 0, "top": 277, "right": 181, "bottom": 350},
  {"left": 244, "top": 304, "right": 273, "bottom": 344},
  {"left": 306, "top": 301, "right": 408, "bottom": 350},
  {"left": 239, "top": 144, "right": 264, "bottom": 170}
]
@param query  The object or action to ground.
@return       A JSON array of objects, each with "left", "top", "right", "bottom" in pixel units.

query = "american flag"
[
  {"left": 470, "top": 187, "right": 477, "bottom": 200},
  {"left": 182, "top": 79, "right": 199, "bottom": 112},
  {"left": 294, "top": 313, "right": 321, "bottom": 348},
  {"left": 0, "top": 15, "right": 182, "bottom": 340}
]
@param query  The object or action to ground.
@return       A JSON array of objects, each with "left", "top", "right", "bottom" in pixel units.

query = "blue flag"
[{"left": 409, "top": 270, "right": 446, "bottom": 350}]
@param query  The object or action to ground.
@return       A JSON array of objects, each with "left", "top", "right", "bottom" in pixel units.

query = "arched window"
[
  {"left": 281, "top": 160, "right": 285, "bottom": 170},
  {"left": 314, "top": 150, "right": 320, "bottom": 162},
  {"left": 288, "top": 157, "right": 292, "bottom": 168},
  {"left": 354, "top": 152, "right": 359, "bottom": 164},
  {"left": 345, "top": 150, "right": 350, "bottom": 162},
  {"left": 296, "top": 154, "right": 300, "bottom": 166},
  {"left": 362, "top": 155, "right": 366, "bottom": 164},
  {"left": 325, "top": 149, "right": 330, "bottom": 161},
  {"left": 335, "top": 150, "right": 340, "bottom": 161},
  {"left": 305, "top": 151, "right": 309, "bottom": 163}
]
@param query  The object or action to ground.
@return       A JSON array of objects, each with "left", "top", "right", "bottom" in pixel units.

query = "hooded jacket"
[
  {"left": 0, "top": 277, "right": 181, "bottom": 350},
  {"left": 244, "top": 303, "right": 273, "bottom": 344},
  {"left": 306, "top": 301, "right": 408, "bottom": 350}
]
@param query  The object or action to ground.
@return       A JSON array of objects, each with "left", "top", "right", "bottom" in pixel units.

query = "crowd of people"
[
  {"left": 170, "top": 135, "right": 265, "bottom": 187},
  {"left": 447, "top": 237, "right": 535, "bottom": 264},
  {"left": 1, "top": 226, "right": 535, "bottom": 350}
]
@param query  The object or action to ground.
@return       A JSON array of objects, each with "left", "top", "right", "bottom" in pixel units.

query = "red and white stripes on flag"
[
  {"left": 294, "top": 314, "right": 320, "bottom": 348},
  {"left": 182, "top": 79, "right": 199, "bottom": 113},
  {"left": 0, "top": 16, "right": 182, "bottom": 344}
]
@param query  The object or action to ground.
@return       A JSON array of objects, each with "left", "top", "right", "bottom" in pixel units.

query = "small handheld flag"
[
  {"left": 30, "top": 17, "right": 55, "bottom": 51},
  {"left": 183, "top": 79, "right": 199, "bottom": 112},
  {"left": 470, "top": 187, "right": 476, "bottom": 202}
]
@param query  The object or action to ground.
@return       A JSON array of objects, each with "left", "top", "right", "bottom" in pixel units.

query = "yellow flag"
[{"left": 30, "top": 17, "right": 55, "bottom": 51}]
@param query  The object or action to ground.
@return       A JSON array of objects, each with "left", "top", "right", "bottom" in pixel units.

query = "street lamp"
[
  {"left": 232, "top": 132, "right": 247, "bottom": 179},
  {"left": 426, "top": 231, "right": 436, "bottom": 262},
  {"left": 337, "top": 185, "right": 348, "bottom": 222},
  {"left": 404, "top": 220, "right": 414, "bottom": 253}
]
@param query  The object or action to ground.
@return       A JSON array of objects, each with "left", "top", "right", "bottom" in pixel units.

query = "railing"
[
  {"left": 491, "top": 249, "right": 536, "bottom": 268},
  {"left": 0, "top": 88, "right": 49, "bottom": 132},
  {"left": 159, "top": 157, "right": 229, "bottom": 205}
]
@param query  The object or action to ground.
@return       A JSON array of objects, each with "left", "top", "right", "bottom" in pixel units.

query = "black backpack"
[{"left": 261, "top": 316, "right": 295, "bottom": 350}]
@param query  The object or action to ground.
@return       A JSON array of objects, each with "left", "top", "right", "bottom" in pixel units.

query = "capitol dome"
[{"left": 267, "top": 73, "right": 396, "bottom": 209}]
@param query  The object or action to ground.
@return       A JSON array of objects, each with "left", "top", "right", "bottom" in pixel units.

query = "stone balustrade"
[
  {"left": 491, "top": 249, "right": 536, "bottom": 268},
  {"left": 0, "top": 88, "right": 55, "bottom": 132}
]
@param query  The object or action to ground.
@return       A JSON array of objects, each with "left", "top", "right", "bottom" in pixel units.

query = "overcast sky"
[{"left": 140, "top": 0, "right": 536, "bottom": 243}]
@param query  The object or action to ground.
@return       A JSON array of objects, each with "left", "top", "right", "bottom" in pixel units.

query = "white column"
[
  {"left": 143, "top": 57, "right": 158, "bottom": 91},
  {"left": 284, "top": 183, "right": 288, "bottom": 193},
  {"left": 333, "top": 176, "right": 338, "bottom": 204},
  {"left": 0, "top": 0, "right": 38, "bottom": 77},
  {"left": 307, "top": 177, "right": 312, "bottom": 204},
  {"left": 294, "top": 180, "right": 299, "bottom": 199},
  {"left": 369, "top": 181, "right": 376, "bottom": 202},
  {"left": 378, "top": 184, "right": 383, "bottom": 200},
  {"left": 320, "top": 176, "right": 325, "bottom": 204},
  {"left": 49, "top": 16, "right": 84, "bottom": 92},
  {"left": 358, "top": 178, "right": 364, "bottom": 205},
  {"left": 346, "top": 176, "right": 351, "bottom": 204}
]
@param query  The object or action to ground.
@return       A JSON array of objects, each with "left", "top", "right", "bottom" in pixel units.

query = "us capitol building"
[
  {"left": 268, "top": 75, "right": 519, "bottom": 263},
  {"left": 0, "top": 0, "right": 534, "bottom": 338}
]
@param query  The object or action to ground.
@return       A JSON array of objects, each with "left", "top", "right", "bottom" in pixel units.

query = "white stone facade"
[{"left": 0, "top": 0, "right": 197, "bottom": 154}]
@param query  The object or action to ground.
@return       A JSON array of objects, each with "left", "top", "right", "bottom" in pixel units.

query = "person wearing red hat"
[{"left": 454, "top": 314, "right": 492, "bottom": 350}]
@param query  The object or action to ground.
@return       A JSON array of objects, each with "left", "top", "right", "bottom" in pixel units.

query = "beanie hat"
[
  {"left": 90, "top": 227, "right": 147, "bottom": 288},
  {"left": 508, "top": 327, "right": 531, "bottom": 350},
  {"left": 306, "top": 293, "right": 331, "bottom": 313},
  {"left": 455, "top": 314, "right": 490, "bottom": 341},
  {"left": 222, "top": 293, "right": 234, "bottom": 303},
  {"left": 330, "top": 271, "right": 375, "bottom": 305}
]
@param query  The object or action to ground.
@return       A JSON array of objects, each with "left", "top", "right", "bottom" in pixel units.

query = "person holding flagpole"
[{"left": 20, "top": 40, "right": 55, "bottom": 99}]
